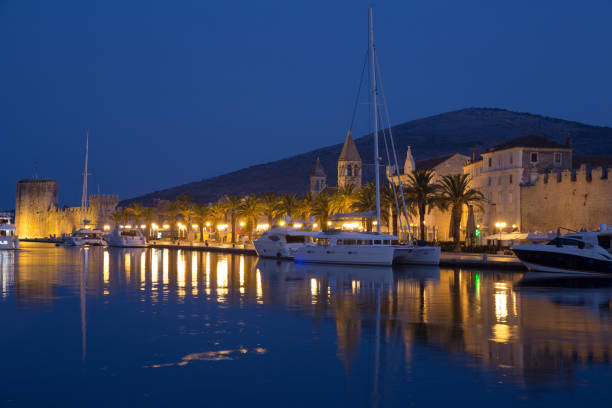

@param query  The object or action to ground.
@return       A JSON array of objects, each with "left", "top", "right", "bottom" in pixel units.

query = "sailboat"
[
  {"left": 65, "top": 133, "right": 106, "bottom": 246},
  {"left": 294, "top": 9, "right": 399, "bottom": 266}
]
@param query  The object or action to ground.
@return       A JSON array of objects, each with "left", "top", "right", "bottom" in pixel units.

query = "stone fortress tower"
[
  {"left": 15, "top": 179, "right": 59, "bottom": 239},
  {"left": 15, "top": 178, "right": 118, "bottom": 239},
  {"left": 337, "top": 130, "right": 362, "bottom": 189},
  {"left": 310, "top": 157, "right": 327, "bottom": 195}
]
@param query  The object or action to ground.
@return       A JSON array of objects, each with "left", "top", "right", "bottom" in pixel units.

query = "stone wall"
[
  {"left": 15, "top": 178, "right": 118, "bottom": 238},
  {"left": 520, "top": 165, "right": 612, "bottom": 232}
]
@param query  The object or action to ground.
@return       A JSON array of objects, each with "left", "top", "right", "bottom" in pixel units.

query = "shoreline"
[{"left": 19, "top": 239, "right": 525, "bottom": 270}]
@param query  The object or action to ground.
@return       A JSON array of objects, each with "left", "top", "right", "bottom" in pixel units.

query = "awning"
[{"left": 483, "top": 232, "right": 529, "bottom": 241}]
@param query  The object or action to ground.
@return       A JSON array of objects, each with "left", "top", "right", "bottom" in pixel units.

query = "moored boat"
[
  {"left": 104, "top": 227, "right": 147, "bottom": 248},
  {"left": 512, "top": 226, "right": 612, "bottom": 275},
  {"left": 253, "top": 227, "right": 318, "bottom": 259},
  {"left": 0, "top": 212, "right": 19, "bottom": 250},
  {"left": 64, "top": 228, "right": 106, "bottom": 246},
  {"left": 294, "top": 231, "right": 396, "bottom": 266},
  {"left": 393, "top": 244, "right": 441, "bottom": 265}
]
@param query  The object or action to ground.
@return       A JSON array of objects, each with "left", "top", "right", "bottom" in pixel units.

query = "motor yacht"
[
  {"left": 294, "top": 231, "right": 397, "bottom": 266},
  {"left": 64, "top": 228, "right": 106, "bottom": 246},
  {"left": 0, "top": 212, "right": 18, "bottom": 250},
  {"left": 104, "top": 227, "right": 147, "bottom": 248},
  {"left": 253, "top": 227, "right": 318, "bottom": 259},
  {"left": 512, "top": 226, "right": 612, "bottom": 275}
]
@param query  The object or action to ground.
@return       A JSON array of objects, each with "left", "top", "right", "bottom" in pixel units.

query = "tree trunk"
[
  {"left": 452, "top": 205, "right": 462, "bottom": 252},
  {"left": 231, "top": 213, "right": 236, "bottom": 243},
  {"left": 419, "top": 203, "right": 426, "bottom": 241}
]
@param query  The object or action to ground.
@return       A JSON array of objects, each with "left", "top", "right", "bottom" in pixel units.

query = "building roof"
[
  {"left": 310, "top": 157, "right": 326, "bottom": 177},
  {"left": 487, "top": 135, "right": 569, "bottom": 153},
  {"left": 573, "top": 154, "right": 612, "bottom": 169},
  {"left": 338, "top": 130, "right": 361, "bottom": 162},
  {"left": 415, "top": 154, "right": 454, "bottom": 171},
  {"left": 319, "top": 186, "right": 338, "bottom": 196}
]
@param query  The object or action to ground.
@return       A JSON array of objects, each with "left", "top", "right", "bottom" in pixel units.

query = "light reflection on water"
[{"left": 1, "top": 243, "right": 612, "bottom": 406}]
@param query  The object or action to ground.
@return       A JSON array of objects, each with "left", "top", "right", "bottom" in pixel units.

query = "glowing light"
[
  {"left": 125, "top": 224, "right": 132, "bottom": 228},
  {"left": 256, "top": 268, "right": 263, "bottom": 304},
  {"left": 119, "top": 225, "right": 124, "bottom": 228},
  {"left": 205, "top": 221, "right": 211, "bottom": 227},
  {"left": 84, "top": 225, "right": 92, "bottom": 229},
  {"left": 512, "top": 224, "right": 517, "bottom": 229},
  {"left": 476, "top": 224, "right": 480, "bottom": 229},
  {"left": 151, "top": 249, "right": 159, "bottom": 284},
  {"left": 217, "top": 224, "right": 228, "bottom": 231},
  {"left": 312, "top": 223, "right": 318, "bottom": 229},
  {"left": 177, "top": 250, "right": 186, "bottom": 299},
  {"left": 151, "top": 223, "right": 159, "bottom": 230},
  {"left": 327, "top": 221, "right": 332, "bottom": 226},
  {"left": 163, "top": 224, "right": 170, "bottom": 230},
  {"left": 495, "top": 222, "right": 507, "bottom": 229},
  {"left": 494, "top": 282, "right": 508, "bottom": 322},
  {"left": 191, "top": 252, "right": 198, "bottom": 296},
  {"left": 372, "top": 220, "right": 378, "bottom": 225},
  {"left": 103, "top": 250, "right": 109, "bottom": 286},
  {"left": 239, "top": 221, "right": 245, "bottom": 227},
  {"left": 177, "top": 223, "right": 186, "bottom": 230},
  {"left": 239, "top": 256, "right": 245, "bottom": 295},
  {"left": 140, "top": 251, "right": 146, "bottom": 284},
  {"left": 279, "top": 221, "right": 286, "bottom": 226},
  {"left": 292, "top": 223, "right": 302, "bottom": 228},
  {"left": 192, "top": 224, "right": 199, "bottom": 229},
  {"left": 103, "top": 225, "right": 111, "bottom": 231},
  {"left": 217, "top": 258, "right": 229, "bottom": 297},
  {"left": 163, "top": 249, "right": 169, "bottom": 285},
  {"left": 256, "top": 223, "right": 270, "bottom": 231},
  {"left": 342, "top": 222, "right": 361, "bottom": 230}
]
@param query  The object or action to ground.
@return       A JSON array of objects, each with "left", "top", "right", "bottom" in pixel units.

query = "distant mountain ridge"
[{"left": 122, "top": 108, "right": 612, "bottom": 205}]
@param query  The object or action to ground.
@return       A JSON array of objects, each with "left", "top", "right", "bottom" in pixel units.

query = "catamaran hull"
[
  {"left": 295, "top": 245, "right": 394, "bottom": 266},
  {"left": 393, "top": 246, "right": 441, "bottom": 265}
]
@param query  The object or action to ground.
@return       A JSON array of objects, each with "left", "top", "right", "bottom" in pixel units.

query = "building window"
[
  {"left": 498, "top": 157, "right": 502, "bottom": 168},
  {"left": 508, "top": 192, "right": 513, "bottom": 203},
  {"left": 487, "top": 192, "right": 492, "bottom": 203},
  {"left": 554, "top": 152, "right": 561, "bottom": 164},
  {"left": 509, "top": 153, "right": 513, "bottom": 165},
  {"left": 530, "top": 152, "right": 538, "bottom": 163},
  {"left": 509, "top": 174, "right": 513, "bottom": 184},
  {"left": 488, "top": 177, "right": 491, "bottom": 186},
  {"left": 488, "top": 158, "right": 492, "bottom": 167}
]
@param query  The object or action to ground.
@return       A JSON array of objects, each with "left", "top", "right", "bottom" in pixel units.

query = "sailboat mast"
[
  {"left": 369, "top": 8, "right": 381, "bottom": 233},
  {"left": 81, "top": 132, "right": 89, "bottom": 223}
]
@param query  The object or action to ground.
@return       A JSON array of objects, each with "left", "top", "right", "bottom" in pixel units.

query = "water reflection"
[{"left": 3, "top": 243, "right": 612, "bottom": 399}]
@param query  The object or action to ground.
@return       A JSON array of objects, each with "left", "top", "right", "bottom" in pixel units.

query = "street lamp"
[{"left": 495, "top": 221, "right": 507, "bottom": 250}]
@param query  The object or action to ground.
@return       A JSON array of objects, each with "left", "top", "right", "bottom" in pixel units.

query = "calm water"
[{"left": 1, "top": 243, "right": 612, "bottom": 407}]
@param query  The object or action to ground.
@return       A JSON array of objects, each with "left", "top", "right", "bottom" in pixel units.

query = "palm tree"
[
  {"left": 438, "top": 174, "right": 485, "bottom": 251},
  {"left": 352, "top": 182, "right": 376, "bottom": 232},
  {"left": 110, "top": 211, "right": 123, "bottom": 228},
  {"left": 127, "top": 202, "right": 144, "bottom": 226},
  {"left": 404, "top": 170, "right": 440, "bottom": 241},
  {"left": 161, "top": 201, "right": 180, "bottom": 238},
  {"left": 312, "top": 193, "right": 333, "bottom": 231},
  {"left": 193, "top": 204, "right": 211, "bottom": 242},
  {"left": 259, "top": 193, "right": 281, "bottom": 226},
  {"left": 238, "top": 195, "right": 262, "bottom": 241},
  {"left": 331, "top": 184, "right": 356, "bottom": 214},
  {"left": 224, "top": 195, "right": 244, "bottom": 243},
  {"left": 278, "top": 193, "right": 299, "bottom": 221},
  {"left": 178, "top": 203, "right": 196, "bottom": 240},
  {"left": 141, "top": 206, "right": 154, "bottom": 238},
  {"left": 297, "top": 192, "right": 314, "bottom": 223},
  {"left": 381, "top": 182, "right": 399, "bottom": 236}
]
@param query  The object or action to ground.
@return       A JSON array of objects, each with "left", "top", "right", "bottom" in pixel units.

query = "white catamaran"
[{"left": 295, "top": 8, "right": 440, "bottom": 266}]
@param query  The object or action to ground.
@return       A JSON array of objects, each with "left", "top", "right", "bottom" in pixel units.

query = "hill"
[{"left": 122, "top": 108, "right": 612, "bottom": 205}]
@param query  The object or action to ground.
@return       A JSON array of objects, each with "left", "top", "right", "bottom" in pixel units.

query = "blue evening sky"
[{"left": 2, "top": 0, "right": 612, "bottom": 208}]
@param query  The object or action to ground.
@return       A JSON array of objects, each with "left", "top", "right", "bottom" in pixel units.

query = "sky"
[{"left": 2, "top": 0, "right": 612, "bottom": 209}]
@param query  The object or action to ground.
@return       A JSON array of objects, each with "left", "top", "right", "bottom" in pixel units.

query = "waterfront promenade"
[{"left": 147, "top": 239, "right": 524, "bottom": 269}]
